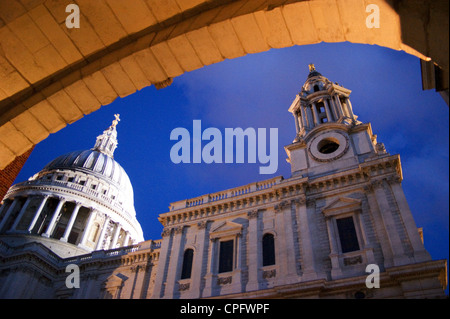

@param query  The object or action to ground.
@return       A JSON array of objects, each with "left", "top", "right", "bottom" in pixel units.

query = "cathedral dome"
[
  {"left": 42, "top": 149, "right": 134, "bottom": 209},
  {"left": 0, "top": 115, "right": 144, "bottom": 257}
]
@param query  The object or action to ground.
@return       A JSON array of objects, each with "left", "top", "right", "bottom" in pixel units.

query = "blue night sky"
[{"left": 14, "top": 42, "right": 449, "bottom": 285}]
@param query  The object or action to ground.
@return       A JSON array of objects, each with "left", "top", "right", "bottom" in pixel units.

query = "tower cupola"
[
  {"left": 290, "top": 64, "right": 360, "bottom": 143},
  {"left": 285, "top": 65, "right": 387, "bottom": 178}
]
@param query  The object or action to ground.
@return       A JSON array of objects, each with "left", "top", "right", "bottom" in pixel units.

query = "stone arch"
[{"left": 0, "top": 0, "right": 447, "bottom": 170}]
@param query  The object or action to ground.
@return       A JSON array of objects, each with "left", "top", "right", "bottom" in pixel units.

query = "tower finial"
[
  {"left": 308, "top": 63, "right": 316, "bottom": 72},
  {"left": 92, "top": 114, "right": 120, "bottom": 157},
  {"left": 112, "top": 114, "right": 120, "bottom": 128}
]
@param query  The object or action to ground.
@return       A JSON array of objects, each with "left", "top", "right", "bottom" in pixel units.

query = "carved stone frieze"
[
  {"left": 217, "top": 276, "right": 232, "bottom": 285},
  {"left": 262, "top": 269, "right": 276, "bottom": 279}
]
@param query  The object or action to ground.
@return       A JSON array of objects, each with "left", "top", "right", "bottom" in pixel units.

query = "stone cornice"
[{"left": 158, "top": 154, "right": 402, "bottom": 227}]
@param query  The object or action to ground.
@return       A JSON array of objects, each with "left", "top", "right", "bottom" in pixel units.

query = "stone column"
[
  {"left": 325, "top": 213, "right": 342, "bottom": 279},
  {"left": 293, "top": 112, "right": 300, "bottom": 134},
  {"left": 151, "top": 227, "right": 173, "bottom": 298},
  {"left": 109, "top": 223, "right": 121, "bottom": 249},
  {"left": 190, "top": 220, "right": 209, "bottom": 298},
  {"left": 60, "top": 202, "right": 82, "bottom": 242},
  {"left": 78, "top": 208, "right": 96, "bottom": 248},
  {"left": 346, "top": 98, "right": 356, "bottom": 120},
  {"left": 246, "top": 210, "right": 260, "bottom": 291},
  {"left": 95, "top": 215, "right": 110, "bottom": 250},
  {"left": 311, "top": 102, "right": 320, "bottom": 125},
  {"left": 296, "top": 197, "right": 322, "bottom": 281},
  {"left": 164, "top": 226, "right": 185, "bottom": 298},
  {"left": 297, "top": 112, "right": 303, "bottom": 131},
  {"left": 364, "top": 184, "right": 395, "bottom": 268},
  {"left": 274, "top": 201, "right": 300, "bottom": 285},
  {"left": 203, "top": 238, "right": 218, "bottom": 297},
  {"left": 0, "top": 197, "right": 19, "bottom": 232},
  {"left": 28, "top": 195, "right": 49, "bottom": 233},
  {"left": 42, "top": 197, "right": 65, "bottom": 238},
  {"left": 305, "top": 104, "right": 314, "bottom": 128},
  {"left": 323, "top": 99, "right": 334, "bottom": 122},
  {"left": 371, "top": 179, "right": 409, "bottom": 266},
  {"left": 387, "top": 177, "right": 431, "bottom": 262},
  {"left": 123, "top": 232, "right": 130, "bottom": 247},
  {"left": 333, "top": 95, "right": 344, "bottom": 118},
  {"left": 299, "top": 104, "right": 308, "bottom": 128},
  {"left": 10, "top": 197, "right": 32, "bottom": 231}
]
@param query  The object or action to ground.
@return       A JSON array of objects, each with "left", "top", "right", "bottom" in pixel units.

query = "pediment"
[
  {"left": 103, "top": 273, "right": 126, "bottom": 289},
  {"left": 210, "top": 221, "right": 243, "bottom": 239},
  {"left": 322, "top": 197, "right": 361, "bottom": 217}
]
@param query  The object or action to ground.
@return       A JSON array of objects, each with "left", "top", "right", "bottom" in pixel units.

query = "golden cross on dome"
[
  {"left": 111, "top": 114, "right": 120, "bottom": 127},
  {"left": 308, "top": 63, "right": 316, "bottom": 72}
]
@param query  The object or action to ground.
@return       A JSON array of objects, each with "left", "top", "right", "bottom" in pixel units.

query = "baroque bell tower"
[
  {"left": 285, "top": 64, "right": 386, "bottom": 177},
  {"left": 284, "top": 65, "right": 436, "bottom": 277}
]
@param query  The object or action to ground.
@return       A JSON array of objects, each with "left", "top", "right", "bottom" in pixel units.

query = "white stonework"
[{"left": 0, "top": 67, "right": 446, "bottom": 299}]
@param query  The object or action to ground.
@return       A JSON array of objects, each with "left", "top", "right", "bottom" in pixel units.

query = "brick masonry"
[{"left": 0, "top": 146, "right": 34, "bottom": 201}]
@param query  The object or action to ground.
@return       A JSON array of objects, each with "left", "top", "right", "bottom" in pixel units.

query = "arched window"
[
  {"left": 262, "top": 233, "right": 276, "bottom": 266},
  {"left": 313, "top": 84, "right": 320, "bottom": 92},
  {"left": 181, "top": 248, "right": 194, "bottom": 279}
]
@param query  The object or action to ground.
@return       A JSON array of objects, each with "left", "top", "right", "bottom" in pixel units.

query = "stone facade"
[{"left": 0, "top": 67, "right": 447, "bottom": 299}]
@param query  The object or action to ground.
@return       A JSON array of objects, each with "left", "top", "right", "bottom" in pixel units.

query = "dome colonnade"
[{"left": 0, "top": 115, "right": 144, "bottom": 257}]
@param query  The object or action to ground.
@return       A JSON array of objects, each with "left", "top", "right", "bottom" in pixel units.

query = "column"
[
  {"left": 42, "top": 197, "right": 65, "bottom": 238},
  {"left": 164, "top": 226, "right": 185, "bottom": 298},
  {"left": 60, "top": 202, "right": 82, "bottom": 242},
  {"left": 293, "top": 112, "right": 300, "bottom": 134},
  {"left": 28, "top": 195, "right": 49, "bottom": 233},
  {"left": 296, "top": 198, "right": 323, "bottom": 281},
  {"left": 311, "top": 102, "right": 320, "bottom": 125},
  {"left": 95, "top": 215, "right": 110, "bottom": 250},
  {"left": 306, "top": 104, "right": 314, "bottom": 128},
  {"left": 10, "top": 197, "right": 32, "bottom": 231},
  {"left": 246, "top": 210, "right": 260, "bottom": 291},
  {"left": 299, "top": 104, "right": 308, "bottom": 128},
  {"left": 323, "top": 99, "right": 334, "bottom": 122},
  {"left": 284, "top": 201, "right": 300, "bottom": 283},
  {"left": 333, "top": 95, "right": 344, "bottom": 118},
  {"left": 341, "top": 99, "right": 349, "bottom": 117},
  {"left": 0, "top": 198, "right": 19, "bottom": 232},
  {"left": 123, "top": 232, "right": 130, "bottom": 247},
  {"left": 388, "top": 177, "right": 431, "bottom": 262},
  {"left": 274, "top": 201, "right": 299, "bottom": 285},
  {"left": 297, "top": 112, "right": 303, "bottom": 131},
  {"left": 231, "top": 232, "right": 244, "bottom": 294},
  {"left": 78, "top": 208, "right": 96, "bottom": 247},
  {"left": 190, "top": 221, "right": 209, "bottom": 298},
  {"left": 109, "top": 223, "right": 121, "bottom": 249},
  {"left": 371, "top": 179, "right": 409, "bottom": 266},
  {"left": 151, "top": 227, "right": 173, "bottom": 298},
  {"left": 203, "top": 238, "right": 218, "bottom": 297},
  {"left": 346, "top": 98, "right": 356, "bottom": 121}
]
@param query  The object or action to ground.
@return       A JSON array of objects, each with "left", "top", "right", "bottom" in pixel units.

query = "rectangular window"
[
  {"left": 336, "top": 217, "right": 360, "bottom": 253},
  {"left": 181, "top": 249, "right": 194, "bottom": 279},
  {"left": 218, "top": 240, "right": 234, "bottom": 273}
]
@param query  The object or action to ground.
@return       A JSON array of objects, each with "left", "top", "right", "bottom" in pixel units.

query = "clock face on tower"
[{"left": 308, "top": 130, "right": 349, "bottom": 162}]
